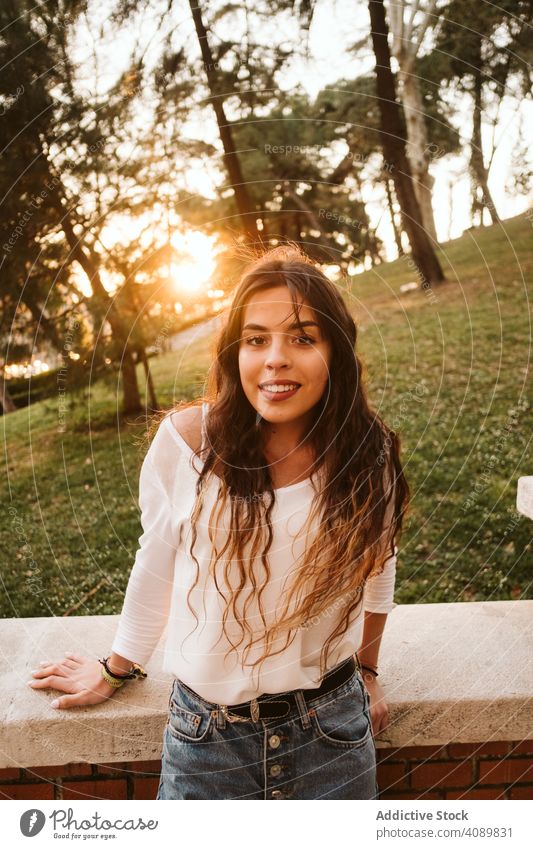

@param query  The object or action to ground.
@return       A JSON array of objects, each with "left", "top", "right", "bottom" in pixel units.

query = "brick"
[
  {"left": 124, "top": 760, "right": 162, "bottom": 774},
  {"left": 0, "top": 768, "right": 21, "bottom": 780},
  {"left": 446, "top": 788, "right": 507, "bottom": 799},
  {"left": 509, "top": 741, "right": 533, "bottom": 756},
  {"left": 509, "top": 785, "right": 533, "bottom": 799},
  {"left": 479, "top": 759, "right": 533, "bottom": 785},
  {"left": 448, "top": 742, "right": 510, "bottom": 758},
  {"left": 376, "top": 749, "right": 406, "bottom": 765},
  {"left": 409, "top": 760, "right": 472, "bottom": 789},
  {"left": 26, "top": 763, "right": 92, "bottom": 780},
  {"left": 379, "top": 791, "right": 442, "bottom": 800},
  {"left": 96, "top": 761, "right": 132, "bottom": 770},
  {"left": 62, "top": 779, "right": 128, "bottom": 800},
  {"left": 383, "top": 745, "right": 447, "bottom": 760},
  {"left": 0, "top": 783, "right": 54, "bottom": 800},
  {"left": 377, "top": 762, "right": 408, "bottom": 791},
  {"left": 133, "top": 777, "right": 160, "bottom": 799},
  {"left": 93, "top": 762, "right": 129, "bottom": 777}
]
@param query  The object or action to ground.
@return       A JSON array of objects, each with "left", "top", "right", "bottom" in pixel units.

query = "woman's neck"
[{"left": 261, "top": 417, "right": 313, "bottom": 463}]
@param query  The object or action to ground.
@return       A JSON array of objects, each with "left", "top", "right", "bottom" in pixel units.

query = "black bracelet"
[{"left": 98, "top": 657, "right": 147, "bottom": 681}]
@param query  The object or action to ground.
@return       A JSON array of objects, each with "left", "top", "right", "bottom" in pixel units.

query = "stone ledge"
[
  {"left": 1, "top": 601, "right": 532, "bottom": 768},
  {"left": 517, "top": 476, "right": 533, "bottom": 520}
]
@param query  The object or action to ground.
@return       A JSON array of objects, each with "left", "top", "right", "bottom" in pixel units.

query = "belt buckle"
[
  {"left": 220, "top": 705, "right": 248, "bottom": 723},
  {"left": 219, "top": 698, "right": 260, "bottom": 724}
]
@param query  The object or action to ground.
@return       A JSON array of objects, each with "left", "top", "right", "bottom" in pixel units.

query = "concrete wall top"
[{"left": 1, "top": 600, "right": 532, "bottom": 768}]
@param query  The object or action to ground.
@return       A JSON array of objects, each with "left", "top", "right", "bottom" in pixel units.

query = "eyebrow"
[{"left": 242, "top": 321, "right": 320, "bottom": 332}]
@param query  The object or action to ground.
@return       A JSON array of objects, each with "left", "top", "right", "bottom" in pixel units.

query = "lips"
[
  {"left": 259, "top": 381, "right": 301, "bottom": 389},
  {"left": 258, "top": 383, "right": 301, "bottom": 401}
]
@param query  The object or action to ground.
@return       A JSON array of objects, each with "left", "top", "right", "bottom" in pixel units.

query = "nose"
[{"left": 264, "top": 334, "right": 291, "bottom": 371}]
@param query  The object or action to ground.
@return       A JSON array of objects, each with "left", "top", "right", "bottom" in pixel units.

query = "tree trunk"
[
  {"left": 53, "top": 192, "right": 143, "bottom": 414},
  {"left": 0, "top": 372, "right": 16, "bottom": 414},
  {"left": 385, "top": 177, "right": 404, "bottom": 256},
  {"left": 388, "top": 0, "right": 439, "bottom": 243},
  {"left": 470, "top": 60, "right": 500, "bottom": 225},
  {"left": 368, "top": 0, "right": 445, "bottom": 286},
  {"left": 120, "top": 353, "right": 142, "bottom": 415},
  {"left": 139, "top": 347, "right": 159, "bottom": 411},
  {"left": 350, "top": 173, "right": 380, "bottom": 267},
  {"left": 188, "top": 0, "right": 259, "bottom": 243},
  {"left": 399, "top": 64, "right": 438, "bottom": 243}
]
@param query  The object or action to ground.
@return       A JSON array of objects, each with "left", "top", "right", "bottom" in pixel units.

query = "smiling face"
[{"left": 238, "top": 285, "right": 332, "bottom": 438}]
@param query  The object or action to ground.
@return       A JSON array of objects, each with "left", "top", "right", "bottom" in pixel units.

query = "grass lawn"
[{"left": 1, "top": 214, "right": 531, "bottom": 618}]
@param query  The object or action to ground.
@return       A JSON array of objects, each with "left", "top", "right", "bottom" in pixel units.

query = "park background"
[{"left": 0, "top": 0, "right": 532, "bottom": 802}]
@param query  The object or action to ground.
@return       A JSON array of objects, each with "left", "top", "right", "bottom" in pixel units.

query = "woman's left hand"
[{"left": 361, "top": 673, "right": 389, "bottom": 736}]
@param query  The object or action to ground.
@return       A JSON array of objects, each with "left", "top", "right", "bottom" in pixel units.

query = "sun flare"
[
  {"left": 71, "top": 215, "right": 219, "bottom": 298},
  {"left": 170, "top": 231, "right": 218, "bottom": 294}
]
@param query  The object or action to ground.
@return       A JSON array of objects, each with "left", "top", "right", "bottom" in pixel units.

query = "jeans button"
[
  {"left": 268, "top": 734, "right": 281, "bottom": 749},
  {"left": 270, "top": 764, "right": 282, "bottom": 777},
  {"left": 271, "top": 789, "right": 283, "bottom": 798}
]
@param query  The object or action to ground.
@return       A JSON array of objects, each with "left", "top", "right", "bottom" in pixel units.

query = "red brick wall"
[
  {"left": 0, "top": 760, "right": 161, "bottom": 800},
  {"left": 377, "top": 741, "right": 533, "bottom": 799},
  {"left": 1, "top": 741, "right": 532, "bottom": 800}
]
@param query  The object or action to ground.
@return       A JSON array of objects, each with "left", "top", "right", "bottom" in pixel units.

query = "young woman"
[{"left": 29, "top": 245, "right": 409, "bottom": 800}]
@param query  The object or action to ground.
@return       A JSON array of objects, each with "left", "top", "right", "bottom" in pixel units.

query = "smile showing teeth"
[{"left": 261, "top": 384, "right": 299, "bottom": 393}]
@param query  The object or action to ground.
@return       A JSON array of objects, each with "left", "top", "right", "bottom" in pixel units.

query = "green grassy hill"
[{"left": 1, "top": 214, "right": 531, "bottom": 618}]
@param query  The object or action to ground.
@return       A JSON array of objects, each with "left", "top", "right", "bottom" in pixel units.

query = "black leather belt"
[{"left": 219, "top": 655, "right": 358, "bottom": 723}]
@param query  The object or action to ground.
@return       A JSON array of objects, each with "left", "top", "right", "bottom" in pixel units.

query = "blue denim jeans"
[{"left": 156, "top": 660, "right": 379, "bottom": 800}]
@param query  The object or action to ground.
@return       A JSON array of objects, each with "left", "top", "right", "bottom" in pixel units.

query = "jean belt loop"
[
  {"left": 294, "top": 689, "right": 311, "bottom": 729},
  {"left": 216, "top": 705, "right": 227, "bottom": 730}
]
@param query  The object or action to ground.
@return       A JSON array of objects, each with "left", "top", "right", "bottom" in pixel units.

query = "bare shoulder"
[{"left": 169, "top": 404, "right": 203, "bottom": 453}]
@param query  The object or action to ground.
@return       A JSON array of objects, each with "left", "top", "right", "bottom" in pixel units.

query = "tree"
[
  {"left": 0, "top": 1, "right": 143, "bottom": 412},
  {"left": 150, "top": 0, "right": 331, "bottom": 250},
  {"left": 367, "top": 0, "right": 445, "bottom": 285},
  {"left": 229, "top": 91, "right": 382, "bottom": 267},
  {"left": 0, "top": 0, "right": 195, "bottom": 415},
  {"left": 314, "top": 74, "right": 417, "bottom": 259},
  {"left": 187, "top": 0, "right": 260, "bottom": 243},
  {"left": 435, "top": 0, "right": 532, "bottom": 226},
  {"left": 387, "top": 0, "right": 440, "bottom": 242}
]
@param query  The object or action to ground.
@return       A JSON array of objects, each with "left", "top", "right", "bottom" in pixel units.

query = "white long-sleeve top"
[{"left": 111, "top": 403, "right": 397, "bottom": 704}]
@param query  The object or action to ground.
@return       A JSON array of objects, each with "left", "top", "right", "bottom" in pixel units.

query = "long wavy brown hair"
[{"left": 157, "top": 244, "right": 409, "bottom": 683}]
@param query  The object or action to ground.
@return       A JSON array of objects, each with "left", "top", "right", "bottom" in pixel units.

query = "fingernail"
[
  {"left": 50, "top": 700, "right": 59, "bottom": 709},
  {"left": 39, "top": 661, "right": 50, "bottom": 666},
  {"left": 27, "top": 680, "right": 35, "bottom": 686}
]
